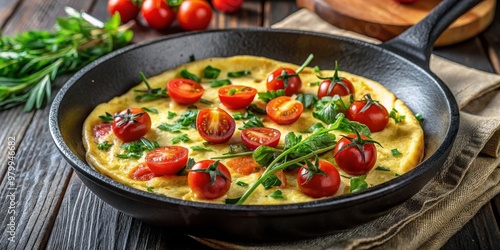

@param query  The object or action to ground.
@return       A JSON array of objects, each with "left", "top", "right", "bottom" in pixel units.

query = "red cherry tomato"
[
  {"left": 93, "top": 123, "right": 112, "bottom": 139},
  {"left": 108, "top": 0, "right": 140, "bottom": 23},
  {"left": 297, "top": 160, "right": 341, "bottom": 198},
  {"left": 226, "top": 156, "right": 261, "bottom": 175},
  {"left": 177, "top": 0, "right": 213, "bottom": 31},
  {"left": 145, "top": 146, "right": 189, "bottom": 176},
  {"left": 266, "top": 96, "right": 304, "bottom": 125},
  {"left": 317, "top": 78, "right": 355, "bottom": 99},
  {"left": 218, "top": 85, "right": 257, "bottom": 110},
  {"left": 212, "top": 0, "right": 243, "bottom": 13},
  {"left": 241, "top": 127, "right": 281, "bottom": 151},
  {"left": 266, "top": 68, "right": 302, "bottom": 96},
  {"left": 196, "top": 107, "right": 236, "bottom": 144},
  {"left": 346, "top": 94, "right": 389, "bottom": 132},
  {"left": 128, "top": 163, "right": 156, "bottom": 181},
  {"left": 141, "top": 0, "right": 176, "bottom": 30},
  {"left": 188, "top": 160, "right": 231, "bottom": 199},
  {"left": 112, "top": 108, "right": 151, "bottom": 142},
  {"left": 167, "top": 78, "right": 204, "bottom": 105},
  {"left": 334, "top": 134, "right": 377, "bottom": 176}
]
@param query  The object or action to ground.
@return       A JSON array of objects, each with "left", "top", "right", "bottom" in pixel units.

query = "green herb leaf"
[
  {"left": 200, "top": 98, "right": 213, "bottom": 105},
  {"left": 97, "top": 141, "right": 113, "bottom": 150},
  {"left": 157, "top": 123, "right": 188, "bottom": 133},
  {"left": 167, "top": 111, "right": 177, "bottom": 119},
  {"left": 391, "top": 148, "right": 402, "bottom": 156},
  {"left": 350, "top": 175, "right": 368, "bottom": 193},
  {"left": 239, "top": 116, "right": 264, "bottom": 130},
  {"left": 141, "top": 107, "right": 159, "bottom": 114},
  {"left": 308, "top": 81, "right": 320, "bottom": 87},
  {"left": 375, "top": 166, "right": 390, "bottom": 171},
  {"left": 312, "top": 95, "right": 347, "bottom": 124},
  {"left": 172, "top": 134, "right": 190, "bottom": 144},
  {"left": 268, "top": 190, "right": 284, "bottom": 199},
  {"left": 176, "top": 110, "right": 198, "bottom": 128},
  {"left": 147, "top": 187, "right": 155, "bottom": 193},
  {"left": 203, "top": 65, "right": 221, "bottom": 79},
  {"left": 246, "top": 104, "right": 267, "bottom": 114},
  {"left": 257, "top": 89, "right": 285, "bottom": 103},
  {"left": 135, "top": 72, "right": 169, "bottom": 102},
  {"left": 236, "top": 181, "right": 248, "bottom": 187},
  {"left": 99, "top": 112, "right": 113, "bottom": 123},
  {"left": 262, "top": 175, "right": 281, "bottom": 190},
  {"left": 225, "top": 197, "right": 241, "bottom": 204},
  {"left": 253, "top": 146, "right": 281, "bottom": 166},
  {"left": 389, "top": 108, "right": 406, "bottom": 123},
  {"left": 209, "top": 79, "right": 231, "bottom": 88},
  {"left": 415, "top": 113, "right": 424, "bottom": 123},
  {"left": 190, "top": 145, "right": 214, "bottom": 151},
  {"left": 227, "top": 70, "right": 251, "bottom": 78},
  {"left": 296, "top": 93, "right": 318, "bottom": 109},
  {"left": 301, "top": 122, "right": 325, "bottom": 133},
  {"left": 116, "top": 137, "right": 159, "bottom": 158},
  {"left": 180, "top": 69, "right": 201, "bottom": 82}
]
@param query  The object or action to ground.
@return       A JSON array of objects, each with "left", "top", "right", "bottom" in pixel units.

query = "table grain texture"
[{"left": 0, "top": 0, "right": 499, "bottom": 249}]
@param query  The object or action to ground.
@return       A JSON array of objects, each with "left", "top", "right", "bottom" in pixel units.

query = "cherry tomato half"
[
  {"left": 218, "top": 85, "right": 257, "bottom": 110},
  {"left": 196, "top": 107, "right": 236, "bottom": 144},
  {"left": 145, "top": 146, "right": 189, "bottom": 176},
  {"left": 241, "top": 127, "right": 281, "bottom": 151},
  {"left": 93, "top": 123, "right": 112, "bottom": 140},
  {"left": 266, "top": 96, "right": 304, "bottom": 125},
  {"left": 141, "top": 0, "right": 176, "bottom": 30},
  {"left": 266, "top": 68, "right": 302, "bottom": 96},
  {"left": 108, "top": 0, "right": 140, "bottom": 23},
  {"left": 167, "top": 78, "right": 204, "bottom": 105},
  {"left": 177, "top": 0, "right": 212, "bottom": 31},
  {"left": 297, "top": 160, "right": 341, "bottom": 198},
  {"left": 346, "top": 94, "right": 389, "bottom": 132},
  {"left": 226, "top": 155, "right": 261, "bottom": 175},
  {"left": 128, "top": 163, "right": 156, "bottom": 181},
  {"left": 317, "top": 78, "right": 355, "bottom": 99},
  {"left": 212, "top": 0, "right": 243, "bottom": 13},
  {"left": 334, "top": 134, "right": 377, "bottom": 176},
  {"left": 112, "top": 108, "right": 152, "bottom": 142},
  {"left": 188, "top": 160, "right": 231, "bottom": 199}
]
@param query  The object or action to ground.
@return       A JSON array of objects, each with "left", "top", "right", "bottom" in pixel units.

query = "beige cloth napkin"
[{"left": 196, "top": 9, "right": 500, "bottom": 249}]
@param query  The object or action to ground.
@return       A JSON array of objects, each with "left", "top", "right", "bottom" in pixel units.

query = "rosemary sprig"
[{"left": 0, "top": 7, "right": 133, "bottom": 111}]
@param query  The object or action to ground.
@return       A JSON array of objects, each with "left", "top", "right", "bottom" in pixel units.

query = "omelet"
[{"left": 82, "top": 55, "right": 424, "bottom": 205}]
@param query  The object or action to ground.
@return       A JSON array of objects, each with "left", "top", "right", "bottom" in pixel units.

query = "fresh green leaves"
[
  {"left": 350, "top": 175, "right": 368, "bottom": 193},
  {"left": 312, "top": 95, "right": 347, "bottom": 124},
  {"left": 239, "top": 116, "right": 264, "bottom": 130},
  {"left": 0, "top": 9, "right": 133, "bottom": 111},
  {"left": 389, "top": 108, "right": 405, "bottom": 123},
  {"left": 181, "top": 69, "right": 201, "bottom": 83},
  {"left": 203, "top": 65, "right": 221, "bottom": 79},
  {"left": 227, "top": 70, "right": 251, "bottom": 78},
  {"left": 135, "top": 72, "right": 168, "bottom": 102},
  {"left": 209, "top": 79, "right": 231, "bottom": 88},
  {"left": 257, "top": 89, "right": 285, "bottom": 103},
  {"left": 116, "top": 137, "right": 159, "bottom": 159},
  {"left": 97, "top": 141, "right": 113, "bottom": 150},
  {"left": 296, "top": 93, "right": 318, "bottom": 109},
  {"left": 172, "top": 134, "right": 190, "bottom": 144}
]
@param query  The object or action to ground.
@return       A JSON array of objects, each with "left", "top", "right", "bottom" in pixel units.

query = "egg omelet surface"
[{"left": 83, "top": 55, "right": 424, "bottom": 205}]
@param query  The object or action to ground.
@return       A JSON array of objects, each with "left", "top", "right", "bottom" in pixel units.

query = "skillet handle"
[{"left": 380, "top": 0, "right": 483, "bottom": 69}]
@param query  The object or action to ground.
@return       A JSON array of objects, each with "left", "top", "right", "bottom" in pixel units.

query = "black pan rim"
[{"left": 49, "top": 27, "right": 460, "bottom": 213}]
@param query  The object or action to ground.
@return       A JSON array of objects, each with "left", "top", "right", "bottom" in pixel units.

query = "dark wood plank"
[
  {"left": 211, "top": 0, "right": 263, "bottom": 28},
  {"left": 0, "top": 0, "right": 21, "bottom": 28},
  {"left": 480, "top": 0, "right": 500, "bottom": 74}
]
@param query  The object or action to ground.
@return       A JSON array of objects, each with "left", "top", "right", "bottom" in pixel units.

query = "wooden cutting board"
[{"left": 296, "top": 0, "right": 496, "bottom": 46}]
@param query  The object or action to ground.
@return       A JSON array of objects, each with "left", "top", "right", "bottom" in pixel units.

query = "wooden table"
[{"left": 1, "top": 0, "right": 499, "bottom": 249}]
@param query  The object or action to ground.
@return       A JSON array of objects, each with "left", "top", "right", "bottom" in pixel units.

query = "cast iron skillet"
[{"left": 49, "top": 0, "right": 479, "bottom": 241}]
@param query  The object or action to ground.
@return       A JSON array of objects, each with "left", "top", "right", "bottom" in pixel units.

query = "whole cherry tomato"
[
  {"left": 108, "top": 0, "right": 141, "bottom": 23},
  {"left": 266, "top": 68, "right": 302, "bottom": 96},
  {"left": 188, "top": 160, "right": 231, "bottom": 199},
  {"left": 317, "top": 63, "right": 355, "bottom": 99},
  {"left": 297, "top": 160, "right": 341, "bottom": 198},
  {"left": 266, "top": 96, "right": 304, "bottom": 125},
  {"left": 212, "top": 0, "right": 244, "bottom": 13},
  {"left": 346, "top": 94, "right": 389, "bottom": 132},
  {"left": 218, "top": 85, "right": 257, "bottom": 110},
  {"left": 241, "top": 127, "right": 281, "bottom": 151},
  {"left": 145, "top": 146, "right": 189, "bottom": 176},
  {"left": 167, "top": 78, "right": 204, "bottom": 105},
  {"left": 112, "top": 108, "right": 151, "bottom": 142},
  {"left": 177, "top": 0, "right": 213, "bottom": 31},
  {"left": 141, "top": 0, "right": 176, "bottom": 30},
  {"left": 334, "top": 134, "right": 378, "bottom": 176},
  {"left": 196, "top": 107, "right": 236, "bottom": 144}
]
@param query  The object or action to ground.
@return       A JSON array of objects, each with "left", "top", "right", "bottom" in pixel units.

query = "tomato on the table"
[
  {"left": 167, "top": 78, "right": 204, "bottom": 105},
  {"left": 145, "top": 146, "right": 189, "bottom": 176},
  {"left": 108, "top": 0, "right": 140, "bottom": 23},
  {"left": 128, "top": 163, "right": 156, "bottom": 181},
  {"left": 141, "top": 0, "right": 176, "bottom": 30},
  {"left": 226, "top": 155, "right": 261, "bottom": 175},
  {"left": 346, "top": 94, "right": 389, "bottom": 132},
  {"left": 241, "top": 127, "right": 281, "bottom": 151},
  {"left": 177, "top": 0, "right": 213, "bottom": 31},
  {"left": 266, "top": 68, "right": 302, "bottom": 96},
  {"left": 218, "top": 85, "right": 257, "bottom": 110},
  {"left": 196, "top": 107, "right": 236, "bottom": 144},
  {"left": 333, "top": 134, "right": 378, "bottom": 176},
  {"left": 212, "top": 0, "right": 243, "bottom": 13},
  {"left": 188, "top": 160, "right": 231, "bottom": 199},
  {"left": 112, "top": 108, "right": 151, "bottom": 142},
  {"left": 266, "top": 96, "right": 304, "bottom": 125},
  {"left": 297, "top": 160, "right": 341, "bottom": 198}
]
